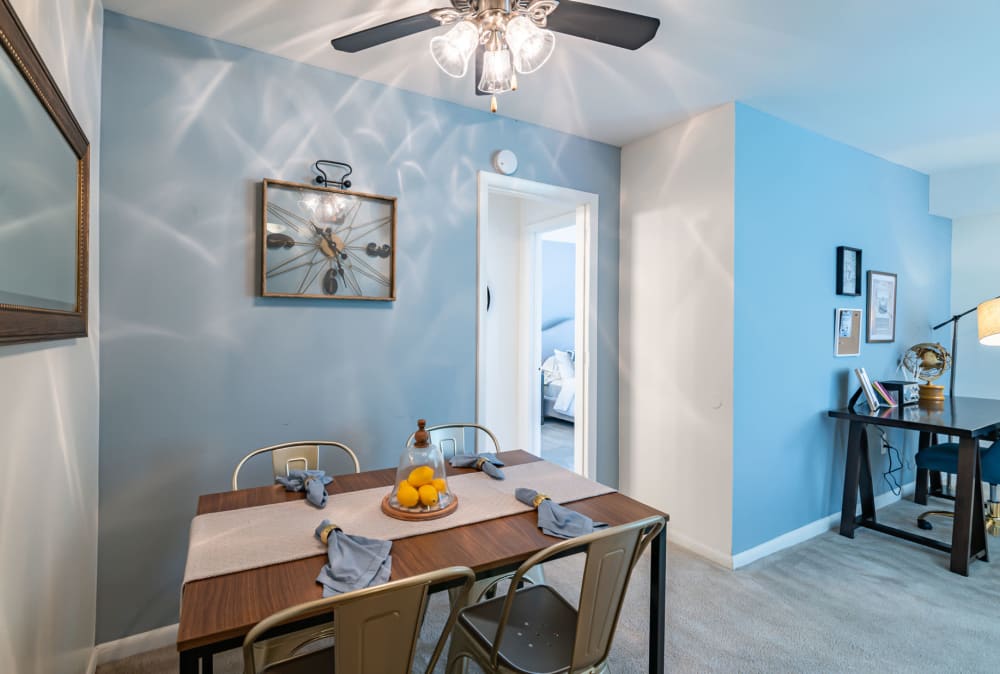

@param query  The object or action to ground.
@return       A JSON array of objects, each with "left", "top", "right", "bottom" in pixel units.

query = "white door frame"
[{"left": 476, "top": 172, "right": 599, "bottom": 479}]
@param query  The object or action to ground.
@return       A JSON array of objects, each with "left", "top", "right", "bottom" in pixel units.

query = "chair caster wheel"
[{"left": 917, "top": 519, "right": 933, "bottom": 531}]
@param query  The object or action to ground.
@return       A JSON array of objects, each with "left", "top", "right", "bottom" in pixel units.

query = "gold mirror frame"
[{"left": 0, "top": 0, "right": 90, "bottom": 345}]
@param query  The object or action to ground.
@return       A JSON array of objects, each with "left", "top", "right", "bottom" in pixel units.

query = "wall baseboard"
[
  {"left": 85, "top": 623, "right": 178, "bottom": 674},
  {"left": 731, "top": 482, "right": 915, "bottom": 569},
  {"left": 668, "top": 530, "right": 735, "bottom": 569}
]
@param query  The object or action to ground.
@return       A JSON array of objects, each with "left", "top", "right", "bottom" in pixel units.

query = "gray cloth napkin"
[
  {"left": 450, "top": 453, "right": 506, "bottom": 480},
  {"left": 276, "top": 470, "right": 333, "bottom": 508},
  {"left": 314, "top": 520, "right": 392, "bottom": 598},
  {"left": 515, "top": 488, "right": 607, "bottom": 539}
]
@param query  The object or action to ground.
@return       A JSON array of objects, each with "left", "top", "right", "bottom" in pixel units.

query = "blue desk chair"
[{"left": 915, "top": 440, "right": 1000, "bottom": 536}]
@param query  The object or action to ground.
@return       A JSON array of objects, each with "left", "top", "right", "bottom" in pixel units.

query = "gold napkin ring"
[
  {"left": 319, "top": 523, "right": 340, "bottom": 545},
  {"left": 475, "top": 457, "right": 489, "bottom": 470},
  {"left": 532, "top": 493, "right": 551, "bottom": 508}
]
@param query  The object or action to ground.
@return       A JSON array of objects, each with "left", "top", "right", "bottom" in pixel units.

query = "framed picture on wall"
[
  {"left": 260, "top": 179, "right": 396, "bottom": 301},
  {"left": 836, "top": 246, "right": 862, "bottom": 296},
  {"left": 866, "top": 271, "right": 897, "bottom": 342},
  {"left": 835, "top": 308, "right": 862, "bottom": 357}
]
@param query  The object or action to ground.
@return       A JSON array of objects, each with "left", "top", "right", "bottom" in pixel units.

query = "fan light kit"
[{"left": 332, "top": 1, "right": 660, "bottom": 113}]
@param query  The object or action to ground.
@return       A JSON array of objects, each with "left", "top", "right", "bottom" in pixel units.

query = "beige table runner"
[{"left": 183, "top": 461, "right": 615, "bottom": 585}]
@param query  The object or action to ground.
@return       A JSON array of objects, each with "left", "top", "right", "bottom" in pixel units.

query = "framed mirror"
[{"left": 0, "top": 0, "right": 90, "bottom": 345}]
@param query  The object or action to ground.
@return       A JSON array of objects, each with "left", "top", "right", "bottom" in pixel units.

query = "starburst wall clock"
[{"left": 261, "top": 179, "right": 396, "bottom": 301}]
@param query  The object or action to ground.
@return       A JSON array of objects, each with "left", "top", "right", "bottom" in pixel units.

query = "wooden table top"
[
  {"left": 829, "top": 395, "right": 1000, "bottom": 438},
  {"left": 178, "top": 451, "right": 667, "bottom": 651}
]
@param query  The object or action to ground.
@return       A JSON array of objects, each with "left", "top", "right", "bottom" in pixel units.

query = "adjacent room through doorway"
[{"left": 476, "top": 172, "right": 598, "bottom": 477}]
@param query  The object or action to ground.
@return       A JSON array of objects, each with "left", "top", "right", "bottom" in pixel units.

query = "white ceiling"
[{"left": 104, "top": 0, "right": 1000, "bottom": 173}]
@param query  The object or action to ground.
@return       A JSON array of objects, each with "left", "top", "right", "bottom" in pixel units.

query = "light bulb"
[
  {"left": 478, "top": 48, "right": 513, "bottom": 94},
  {"left": 430, "top": 21, "right": 479, "bottom": 78},
  {"left": 505, "top": 16, "right": 555, "bottom": 74}
]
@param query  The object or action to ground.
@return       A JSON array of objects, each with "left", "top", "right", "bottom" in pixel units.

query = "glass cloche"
[{"left": 382, "top": 419, "right": 457, "bottom": 520}]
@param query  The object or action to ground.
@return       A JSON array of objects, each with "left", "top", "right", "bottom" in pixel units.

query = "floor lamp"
[
  {"left": 922, "top": 296, "right": 1000, "bottom": 535},
  {"left": 932, "top": 295, "right": 1000, "bottom": 398}
]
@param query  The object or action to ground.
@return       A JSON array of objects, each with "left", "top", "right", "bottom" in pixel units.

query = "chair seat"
[
  {"left": 915, "top": 443, "right": 961, "bottom": 473},
  {"left": 264, "top": 645, "right": 335, "bottom": 673},
  {"left": 460, "top": 584, "right": 578, "bottom": 674}
]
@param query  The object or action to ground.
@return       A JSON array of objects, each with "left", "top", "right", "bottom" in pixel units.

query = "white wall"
[
  {"left": 481, "top": 194, "right": 523, "bottom": 452},
  {"left": 930, "top": 164, "right": 1000, "bottom": 219},
  {"left": 950, "top": 215, "right": 1000, "bottom": 398},
  {"left": 0, "top": 1, "right": 102, "bottom": 672},
  {"left": 619, "top": 104, "right": 735, "bottom": 564}
]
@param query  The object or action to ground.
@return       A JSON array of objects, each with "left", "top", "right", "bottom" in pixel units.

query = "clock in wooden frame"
[{"left": 261, "top": 179, "right": 396, "bottom": 301}]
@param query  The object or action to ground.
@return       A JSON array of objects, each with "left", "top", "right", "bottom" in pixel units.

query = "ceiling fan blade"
[
  {"left": 474, "top": 46, "right": 488, "bottom": 96},
  {"left": 546, "top": 1, "right": 660, "bottom": 50},
  {"left": 331, "top": 11, "right": 441, "bottom": 53}
]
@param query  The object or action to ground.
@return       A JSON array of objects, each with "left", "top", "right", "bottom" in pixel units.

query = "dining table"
[{"left": 177, "top": 450, "right": 669, "bottom": 673}]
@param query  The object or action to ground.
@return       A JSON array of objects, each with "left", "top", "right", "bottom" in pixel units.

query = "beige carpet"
[{"left": 99, "top": 497, "right": 1000, "bottom": 673}]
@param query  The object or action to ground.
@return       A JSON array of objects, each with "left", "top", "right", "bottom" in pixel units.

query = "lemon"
[
  {"left": 432, "top": 478, "right": 447, "bottom": 493},
  {"left": 407, "top": 465, "right": 434, "bottom": 488},
  {"left": 397, "top": 481, "right": 419, "bottom": 508},
  {"left": 418, "top": 484, "right": 439, "bottom": 507}
]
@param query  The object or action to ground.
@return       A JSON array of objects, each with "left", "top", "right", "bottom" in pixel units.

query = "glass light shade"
[
  {"left": 430, "top": 21, "right": 479, "bottom": 78},
  {"left": 504, "top": 16, "right": 555, "bottom": 74},
  {"left": 478, "top": 48, "right": 513, "bottom": 94},
  {"left": 978, "top": 298, "right": 1000, "bottom": 346}
]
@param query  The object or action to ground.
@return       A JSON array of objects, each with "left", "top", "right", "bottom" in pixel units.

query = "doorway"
[{"left": 475, "top": 172, "right": 598, "bottom": 478}]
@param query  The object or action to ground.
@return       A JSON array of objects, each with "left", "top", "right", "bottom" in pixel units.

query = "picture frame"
[
  {"left": 866, "top": 270, "right": 897, "bottom": 343},
  {"left": 835, "top": 308, "right": 862, "bottom": 357},
  {"left": 0, "top": 0, "right": 90, "bottom": 345},
  {"left": 836, "top": 246, "right": 862, "bottom": 296},
  {"left": 260, "top": 179, "right": 396, "bottom": 301}
]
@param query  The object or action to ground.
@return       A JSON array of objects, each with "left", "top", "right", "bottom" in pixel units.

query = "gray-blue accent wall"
[{"left": 97, "top": 12, "right": 621, "bottom": 640}]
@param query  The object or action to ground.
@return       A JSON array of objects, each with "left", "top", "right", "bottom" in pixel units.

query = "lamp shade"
[{"left": 978, "top": 297, "right": 1000, "bottom": 346}]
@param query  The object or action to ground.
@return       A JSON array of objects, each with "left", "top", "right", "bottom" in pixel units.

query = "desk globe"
[
  {"left": 902, "top": 342, "right": 952, "bottom": 402},
  {"left": 382, "top": 419, "right": 458, "bottom": 520}
]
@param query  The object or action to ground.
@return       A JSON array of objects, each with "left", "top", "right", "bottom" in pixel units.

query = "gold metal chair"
[
  {"left": 232, "top": 441, "right": 361, "bottom": 491},
  {"left": 407, "top": 423, "right": 546, "bottom": 612},
  {"left": 447, "top": 515, "right": 665, "bottom": 674},
  {"left": 406, "top": 422, "right": 502, "bottom": 459},
  {"left": 242, "top": 566, "right": 475, "bottom": 674}
]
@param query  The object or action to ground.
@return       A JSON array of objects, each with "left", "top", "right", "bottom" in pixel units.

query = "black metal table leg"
[
  {"left": 649, "top": 526, "right": 666, "bottom": 674},
  {"left": 840, "top": 421, "right": 865, "bottom": 537},
  {"left": 179, "top": 650, "right": 198, "bottom": 674},
  {"left": 202, "top": 654, "right": 213, "bottom": 674}
]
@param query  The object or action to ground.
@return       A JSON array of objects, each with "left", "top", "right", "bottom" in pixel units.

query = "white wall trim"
[
  {"left": 85, "top": 623, "right": 179, "bottom": 673},
  {"left": 476, "top": 172, "right": 600, "bottom": 480},
  {"left": 668, "top": 531, "right": 734, "bottom": 570},
  {"left": 731, "top": 482, "right": 916, "bottom": 569}
]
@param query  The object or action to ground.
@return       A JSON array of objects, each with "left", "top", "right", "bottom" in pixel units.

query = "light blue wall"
[
  {"left": 97, "top": 12, "right": 620, "bottom": 640},
  {"left": 732, "top": 104, "right": 952, "bottom": 554},
  {"left": 541, "top": 240, "right": 575, "bottom": 328},
  {"left": 951, "top": 215, "right": 1000, "bottom": 398}
]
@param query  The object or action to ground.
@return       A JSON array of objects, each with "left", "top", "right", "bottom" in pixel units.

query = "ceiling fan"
[{"left": 331, "top": 0, "right": 660, "bottom": 112}]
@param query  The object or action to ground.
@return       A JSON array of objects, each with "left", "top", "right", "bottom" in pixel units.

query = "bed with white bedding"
[{"left": 540, "top": 317, "right": 575, "bottom": 423}]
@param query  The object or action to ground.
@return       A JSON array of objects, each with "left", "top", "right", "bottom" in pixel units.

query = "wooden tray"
[{"left": 381, "top": 493, "right": 459, "bottom": 521}]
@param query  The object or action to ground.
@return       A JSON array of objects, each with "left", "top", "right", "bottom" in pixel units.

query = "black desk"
[{"left": 829, "top": 396, "right": 1000, "bottom": 575}]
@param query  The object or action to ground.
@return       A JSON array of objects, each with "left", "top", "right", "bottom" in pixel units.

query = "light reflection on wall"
[{"left": 97, "top": 11, "right": 621, "bottom": 641}]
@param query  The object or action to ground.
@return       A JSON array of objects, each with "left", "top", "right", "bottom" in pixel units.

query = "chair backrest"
[
  {"left": 488, "top": 515, "right": 665, "bottom": 672},
  {"left": 232, "top": 441, "right": 361, "bottom": 491},
  {"left": 243, "top": 566, "right": 475, "bottom": 674},
  {"left": 405, "top": 423, "right": 501, "bottom": 459}
]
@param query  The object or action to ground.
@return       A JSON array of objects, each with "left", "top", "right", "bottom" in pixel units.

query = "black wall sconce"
[{"left": 313, "top": 160, "right": 353, "bottom": 190}]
